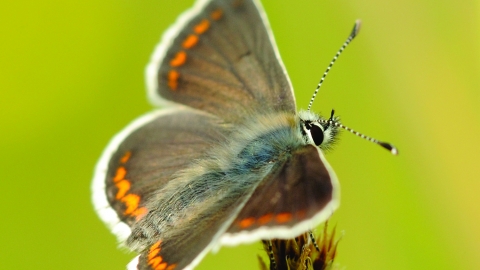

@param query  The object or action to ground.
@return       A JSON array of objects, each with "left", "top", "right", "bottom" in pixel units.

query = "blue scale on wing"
[{"left": 232, "top": 128, "right": 289, "bottom": 173}]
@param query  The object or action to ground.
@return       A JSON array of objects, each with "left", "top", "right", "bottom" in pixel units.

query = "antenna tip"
[
  {"left": 379, "top": 142, "right": 399, "bottom": 155},
  {"left": 351, "top": 20, "right": 362, "bottom": 38}
]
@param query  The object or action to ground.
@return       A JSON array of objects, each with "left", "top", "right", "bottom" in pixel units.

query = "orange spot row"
[
  {"left": 112, "top": 151, "right": 147, "bottom": 221},
  {"left": 169, "top": 51, "right": 187, "bottom": 67},
  {"left": 115, "top": 180, "right": 130, "bottom": 199},
  {"left": 120, "top": 151, "right": 131, "bottom": 164},
  {"left": 165, "top": 8, "right": 224, "bottom": 91},
  {"left": 182, "top": 35, "right": 198, "bottom": 49},
  {"left": 148, "top": 241, "right": 176, "bottom": 270},
  {"left": 132, "top": 207, "right": 147, "bottom": 218},
  {"left": 193, "top": 19, "right": 210, "bottom": 35},
  {"left": 113, "top": 167, "right": 127, "bottom": 182},
  {"left": 167, "top": 70, "right": 180, "bottom": 90},
  {"left": 258, "top": 213, "right": 273, "bottom": 225},
  {"left": 275, "top": 212, "right": 292, "bottom": 223},
  {"left": 121, "top": 194, "right": 141, "bottom": 214},
  {"left": 238, "top": 212, "right": 293, "bottom": 229},
  {"left": 239, "top": 217, "right": 255, "bottom": 228}
]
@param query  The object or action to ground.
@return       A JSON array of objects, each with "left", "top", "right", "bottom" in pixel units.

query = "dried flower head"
[{"left": 258, "top": 222, "right": 340, "bottom": 270}]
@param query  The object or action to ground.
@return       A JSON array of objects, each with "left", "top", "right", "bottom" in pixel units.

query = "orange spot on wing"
[
  {"left": 121, "top": 194, "right": 141, "bottom": 215},
  {"left": 149, "top": 256, "right": 163, "bottom": 268},
  {"left": 182, "top": 34, "right": 199, "bottom": 49},
  {"left": 155, "top": 262, "right": 168, "bottom": 270},
  {"left": 133, "top": 207, "right": 148, "bottom": 220},
  {"left": 113, "top": 166, "right": 127, "bottom": 182},
  {"left": 150, "top": 241, "right": 162, "bottom": 251},
  {"left": 239, "top": 217, "right": 256, "bottom": 228},
  {"left": 166, "top": 265, "right": 176, "bottom": 270},
  {"left": 167, "top": 70, "right": 180, "bottom": 90},
  {"left": 112, "top": 150, "right": 150, "bottom": 221},
  {"left": 275, "top": 212, "right": 292, "bottom": 223},
  {"left": 170, "top": 51, "right": 187, "bottom": 67},
  {"left": 147, "top": 241, "right": 176, "bottom": 270},
  {"left": 148, "top": 248, "right": 160, "bottom": 261},
  {"left": 193, "top": 19, "right": 210, "bottom": 34},
  {"left": 115, "top": 179, "right": 130, "bottom": 199},
  {"left": 210, "top": 9, "right": 223, "bottom": 20},
  {"left": 120, "top": 151, "right": 131, "bottom": 163},
  {"left": 258, "top": 214, "right": 273, "bottom": 225}
]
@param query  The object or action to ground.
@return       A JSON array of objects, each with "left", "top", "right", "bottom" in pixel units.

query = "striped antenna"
[
  {"left": 307, "top": 20, "right": 362, "bottom": 111},
  {"left": 320, "top": 110, "right": 399, "bottom": 155}
]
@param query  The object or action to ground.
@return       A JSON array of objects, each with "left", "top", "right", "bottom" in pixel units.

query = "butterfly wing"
[
  {"left": 125, "top": 169, "right": 257, "bottom": 270},
  {"left": 124, "top": 143, "right": 339, "bottom": 270},
  {"left": 221, "top": 144, "right": 340, "bottom": 245},
  {"left": 146, "top": 0, "right": 296, "bottom": 121},
  {"left": 91, "top": 108, "right": 230, "bottom": 242}
]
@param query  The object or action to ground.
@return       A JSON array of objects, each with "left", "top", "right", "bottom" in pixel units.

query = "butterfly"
[{"left": 92, "top": 0, "right": 396, "bottom": 269}]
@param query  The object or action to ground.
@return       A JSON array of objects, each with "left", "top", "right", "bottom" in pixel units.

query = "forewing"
[
  {"left": 221, "top": 144, "right": 340, "bottom": 245},
  {"left": 91, "top": 108, "right": 229, "bottom": 243},
  {"left": 146, "top": 0, "right": 296, "bottom": 121}
]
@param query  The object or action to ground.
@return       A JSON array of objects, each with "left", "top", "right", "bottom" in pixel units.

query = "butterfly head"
[
  {"left": 298, "top": 109, "right": 340, "bottom": 151},
  {"left": 298, "top": 108, "right": 399, "bottom": 155}
]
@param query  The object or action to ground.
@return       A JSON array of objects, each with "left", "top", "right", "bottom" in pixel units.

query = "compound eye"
[{"left": 310, "top": 123, "right": 325, "bottom": 146}]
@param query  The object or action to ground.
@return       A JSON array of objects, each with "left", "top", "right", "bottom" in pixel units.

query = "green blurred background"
[{"left": 1, "top": 0, "right": 479, "bottom": 269}]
